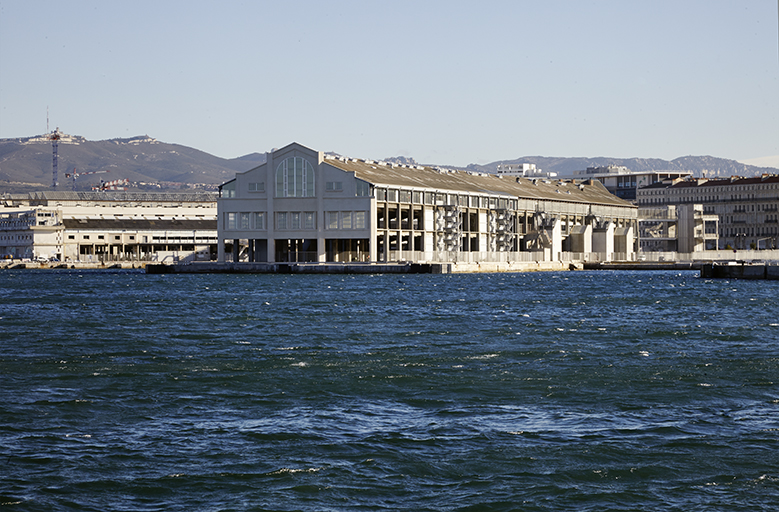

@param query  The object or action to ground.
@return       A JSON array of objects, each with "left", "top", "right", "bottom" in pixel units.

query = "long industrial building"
[
  {"left": 1, "top": 191, "right": 218, "bottom": 263},
  {"left": 217, "top": 143, "right": 638, "bottom": 265}
]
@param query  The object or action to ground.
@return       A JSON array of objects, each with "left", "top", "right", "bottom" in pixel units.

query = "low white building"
[
  {"left": 1, "top": 191, "right": 218, "bottom": 263},
  {"left": 217, "top": 143, "right": 638, "bottom": 265}
]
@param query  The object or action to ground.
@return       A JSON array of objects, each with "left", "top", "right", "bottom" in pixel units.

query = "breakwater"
[
  {"left": 701, "top": 262, "right": 779, "bottom": 280},
  {"left": 146, "top": 260, "right": 577, "bottom": 274}
]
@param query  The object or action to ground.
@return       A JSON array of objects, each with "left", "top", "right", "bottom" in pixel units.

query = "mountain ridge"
[{"left": 1, "top": 132, "right": 776, "bottom": 194}]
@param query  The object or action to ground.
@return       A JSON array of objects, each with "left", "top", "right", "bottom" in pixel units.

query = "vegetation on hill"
[{"left": 1, "top": 133, "right": 775, "bottom": 194}]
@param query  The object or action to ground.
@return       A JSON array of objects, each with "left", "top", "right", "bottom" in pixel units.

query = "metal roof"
[
  {"left": 324, "top": 157, "right": 634, "bottom": 208},
  {"left": 62, "top": 218, "right": 217, "bottom": 230}
]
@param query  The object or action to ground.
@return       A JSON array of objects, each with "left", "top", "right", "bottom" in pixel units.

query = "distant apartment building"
[
  {"left": 638, "top": 204, "right": 719, "bottom": 253},
  {"left": 560, "top": 165, "right": 692, "bottom": 201},
  {"left": 496, "top": 163, "right": 557, "bottom": 178},
  {"left": 636, "top": 175, "right": 779, "bottom": 250},
  {"left": 0, "top": 191, "right": 218, "bottom": 262}
]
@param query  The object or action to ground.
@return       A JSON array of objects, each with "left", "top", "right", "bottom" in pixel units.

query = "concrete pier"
[
  {"left": 146, "top": 260, "right": 578, "bottom": 275},
  {"left": 700, "top": 262, "right": 779, "bottom": 280}
]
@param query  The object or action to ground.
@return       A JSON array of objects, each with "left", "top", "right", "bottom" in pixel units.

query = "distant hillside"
[
  {"left": 467, "top": 155, "right": 778, "bottom": 178},
  {"left": 0, "top": 133, "right": 266, "bottom": 193},
  {"left": 2, "top": 131, "right": 776, "bottom": 194}
]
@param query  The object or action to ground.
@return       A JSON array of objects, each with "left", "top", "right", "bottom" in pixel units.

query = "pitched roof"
[
  {"left": 324, "top": 157, "right": 634, "bottom": 208},
  {"left": 62, "top": 218, "right": 216, "bottom": 230}
]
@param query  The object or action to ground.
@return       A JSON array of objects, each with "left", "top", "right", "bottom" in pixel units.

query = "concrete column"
[{"left": 318, "top": 236, "right": 326, "bottom": 262}]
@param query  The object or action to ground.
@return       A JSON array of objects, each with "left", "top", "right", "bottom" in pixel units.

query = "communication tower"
[{"left": 49, "top": 127, "right": 62, "bottom": 189}]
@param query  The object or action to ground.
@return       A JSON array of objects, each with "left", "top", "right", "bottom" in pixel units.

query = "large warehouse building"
[
  {"left": 1, "top": 191, "right": 218, "bottom": 263},
  {"left": 217, "top": 143, "right": 638, "bottom": 265}
]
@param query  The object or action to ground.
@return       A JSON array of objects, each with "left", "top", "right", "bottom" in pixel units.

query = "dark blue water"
[{"left": 1, "top": 270, "right": 778, "bottom": 511}]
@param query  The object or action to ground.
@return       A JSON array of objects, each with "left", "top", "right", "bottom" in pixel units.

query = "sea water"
[{"left": 1, "top": 269, "right": 778, "bottom": 511}]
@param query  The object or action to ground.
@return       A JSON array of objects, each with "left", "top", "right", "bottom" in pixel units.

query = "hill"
[
  {"left": 466, "top": 155, "right": 778, "bottom": 178},
  {"left": 0, "top": 133, "right": 266, "bottom": 193},
  {"left": 2, "top": 131, "right": 776, "bottom": 194}
]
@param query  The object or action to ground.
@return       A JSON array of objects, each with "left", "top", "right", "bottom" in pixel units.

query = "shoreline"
[{"left": 3, "top": 260, "right": 777, "bottom": 280}]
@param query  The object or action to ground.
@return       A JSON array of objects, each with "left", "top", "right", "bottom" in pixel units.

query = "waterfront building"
[
  {"left": 636, "top": 175, "right": 779, "bottom": 250},
  {"left": 0, "top": 191, "right": 217, "bottom": 262},
  {"left": 638, "top": 204, "right": 719, "bottom": 253},
  {"left": 217, "top": 143, "right": 638, "bottom": 265},
  {"left": 560, "top": 165, "right": 692, "bottom": 201}
]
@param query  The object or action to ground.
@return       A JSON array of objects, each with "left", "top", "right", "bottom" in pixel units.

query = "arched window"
[{"left": 276, "top": 157, "right": 315, "bottom": 197}]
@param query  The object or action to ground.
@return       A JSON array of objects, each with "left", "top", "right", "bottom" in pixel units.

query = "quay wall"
[
  {"left": 1, "top": 261, "right": 145, "bottom": 270},
  {"left": 701, "top": 263, "right": 779, "bottom": 281},
  {"left": 146, "top": 260, "right": 577, "bottom": 275}
]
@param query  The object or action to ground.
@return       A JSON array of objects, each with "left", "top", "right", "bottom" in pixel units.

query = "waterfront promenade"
[{"left": 3, "top": 249, "right": 778, "bottom": 275}]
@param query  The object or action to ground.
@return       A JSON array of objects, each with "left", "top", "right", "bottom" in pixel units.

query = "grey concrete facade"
[{"left": 218, "top": 143, "right": 638, "bottom": 265}]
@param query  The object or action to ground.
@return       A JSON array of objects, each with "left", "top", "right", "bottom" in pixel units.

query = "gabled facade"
[{"left": 217, "top": 143, "right": 638, "bottom": 264}]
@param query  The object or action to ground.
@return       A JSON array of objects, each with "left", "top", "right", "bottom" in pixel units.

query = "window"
[
  {"left": 114, "top": 235, "right": 121, "bottom": 240},
  {"left": 399, "top": 190, "right": 411, "bottom": 203},
  {"left": 276, "top": 157, "right": 315, "bottom": 197},
  {"left": 221, "top": 181, "right": 236, "bottom": 198},
  {"left": 248, "top": 182, "right": 265, "bottom": 193},
  {"left": 240, "top": 213, "right": 251, "bottom": 230},
  {"left": 326, "top": 181, "right": 343, "bottom": 192},
  {"left": 290, "top": 212, "right": 301, "bottom": 230},
  {"left": 225, "top": 212, "right": 237, "bottom": 230},
  {"left": 304, "top": 212, "right": 315, "bottom": 230},
  {"left": 387, "top": 189, "right": 397, "bottom": 202},
  {"left": 98, "top": 235, "right": 105, "bottom": 240},
  {"left": 253, "top": 212, "right": 265, "bottom": 230},
  {"left": 354, "top": 211, "right": 366, "bottom": 229},
  {"left": 327, "top": 211, "right": 339, "bottom": 230},
  {"left": 68, "top": 235, "right": 75, "bottom": 240},
  {"left": 342, "top": 211, "right": 352, "bottom": 230},
  {"left": 276, "top": 212, "right": 288, "bottom": 230},
  {"left": 83, "top": 235, "right": 90, "bottom": 240},
  {"left": 376, "top": 188, "right": 386, "bottom": 201},
  {"left": 356, "top": 180, "right": 371, "bottom": 197}
]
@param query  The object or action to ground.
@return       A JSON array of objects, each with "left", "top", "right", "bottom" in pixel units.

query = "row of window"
[
  {"left": 224, "top": 211, "right": 368, "bottom": 231},
  {"left": 223, "top": 157, "right": 372, "bottom": 199},
  {"left": 725, "top": 227, "right": 779, "bottom": 237},
  {"left": 376, "top": 188, "right": 516, "bottom": 209},
  {"left": 66, "top": 234, "right": 137, "bottom": 241}
]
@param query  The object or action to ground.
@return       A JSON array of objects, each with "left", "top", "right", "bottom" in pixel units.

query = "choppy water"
[{"left": 1, "top": 269, "right": 778, "bottom": 511}]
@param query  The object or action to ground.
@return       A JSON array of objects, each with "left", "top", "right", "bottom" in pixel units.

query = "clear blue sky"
[{"left": 1, "top": 0, "right": 777, "bottom": 167}]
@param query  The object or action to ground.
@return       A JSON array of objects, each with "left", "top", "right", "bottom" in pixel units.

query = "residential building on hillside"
[
  {"left": 217, "top": 143, "right": 638, "bottom": 265},
  {"left": 636, "top": 175, "right": 779, "bottom": 250},
  {"left": 559, "top": 165, "right": 692, "bottom": 201},
  {"left": 496, "top": 163, "right": 557, "bottom": 178},
  {"left": 1, "top": 191, "right": 218, "bottom": 262}
]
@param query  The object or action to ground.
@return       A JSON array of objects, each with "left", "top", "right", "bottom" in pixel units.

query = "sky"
[{"left": 1, "top": 0, "right": 777, "bottom": 167}]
